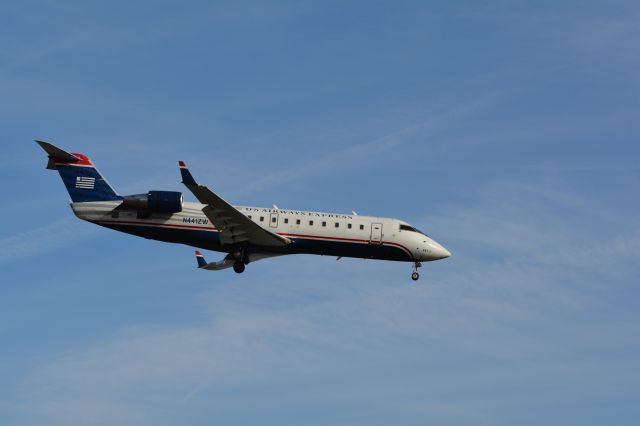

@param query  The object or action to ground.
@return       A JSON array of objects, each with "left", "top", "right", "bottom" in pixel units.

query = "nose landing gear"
[{"left": 411, "top": 261, "right": 422, "bottom": 281}]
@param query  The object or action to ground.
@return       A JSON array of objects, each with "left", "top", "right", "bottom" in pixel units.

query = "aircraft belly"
[
  {"left": 287, "top": 237, "right": 410, "bottom": 261},
  {"left": 94, "top": 223, "right": 410, "bottom": 261}
]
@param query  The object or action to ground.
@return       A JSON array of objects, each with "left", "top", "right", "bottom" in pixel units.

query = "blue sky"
[{"left": 1, "top": 1, "right": 639, "bottom": 424}]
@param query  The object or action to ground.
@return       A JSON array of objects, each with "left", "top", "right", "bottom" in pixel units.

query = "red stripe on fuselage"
[{"left": 97, "top": 219, "right": 218, "bottom": 232}]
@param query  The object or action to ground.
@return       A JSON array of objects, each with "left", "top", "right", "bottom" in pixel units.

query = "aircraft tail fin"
[{"left": 36, "top": 140, "right": 122, "bottom": 202}]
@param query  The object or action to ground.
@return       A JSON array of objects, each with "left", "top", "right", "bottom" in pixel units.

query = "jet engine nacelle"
[{"left": 121, "top": 190, "right": 183, "bottom": 214}]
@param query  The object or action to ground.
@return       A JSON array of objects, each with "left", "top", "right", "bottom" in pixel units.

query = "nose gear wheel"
[{"left": 411, "top": 261, "right": 422, "bottom": 281}]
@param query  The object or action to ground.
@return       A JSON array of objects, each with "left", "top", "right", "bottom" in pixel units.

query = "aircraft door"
[
  {"left": 269, "top": 212, "right": 279, "bottom": 228},
  {"left": 370, "top": 223, "right": 383, "bottom": 244}
]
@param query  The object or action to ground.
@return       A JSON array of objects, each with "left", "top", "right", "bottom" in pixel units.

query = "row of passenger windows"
[{"left": 247, "top": 215, "right": 364, "bottom": 230}]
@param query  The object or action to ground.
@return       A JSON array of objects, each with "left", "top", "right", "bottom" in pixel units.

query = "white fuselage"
[{"left": 71, "top": 201, "right": 451, "bottom": 263}]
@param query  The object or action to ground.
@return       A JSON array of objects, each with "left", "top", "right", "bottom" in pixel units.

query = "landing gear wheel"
[
  {"left": 233, "top": 261, "right": 245, "bottom": 274},
  {"left": 410, "top": 261, "right": 422, "bottom": 281}
]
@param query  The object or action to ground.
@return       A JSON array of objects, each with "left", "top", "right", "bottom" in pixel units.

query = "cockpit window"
[{"left": 400, "top": 224, "right": 424, "bottom": 234}]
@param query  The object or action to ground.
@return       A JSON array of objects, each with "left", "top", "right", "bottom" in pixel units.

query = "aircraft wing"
[
  {"left": 179, "top": 161, "right": 291, "bottom": 247},
  {"left": 195, "top": 250, "right": 283, "bottom": 271},
  {"left": 195, "top": 250, "right": 235, "bottom": 270}
]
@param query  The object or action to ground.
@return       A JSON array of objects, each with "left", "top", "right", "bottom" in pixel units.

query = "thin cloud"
[
  {"left": 0, "top": 217, "right": 99, "bottom": 265},
  {"left": 235, "top": 95, "right": 496, "bottom": 197},
  {"left": 14, "top": 179, "right": 639, "bottom": 424}
]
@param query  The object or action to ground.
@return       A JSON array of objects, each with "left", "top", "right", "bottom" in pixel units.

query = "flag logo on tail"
[{"left": 75, "top": 176, "right": 95, "bottom": 189}]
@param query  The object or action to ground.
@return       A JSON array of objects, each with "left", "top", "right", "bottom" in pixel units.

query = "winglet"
[
  {"left": 179, "top": 160, "right": 197, "bottom": 185},
  {"left": 195, "top": 250, "right": 207, "bottom": 268}
]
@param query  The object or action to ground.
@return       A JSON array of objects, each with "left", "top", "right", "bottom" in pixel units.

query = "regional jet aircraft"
[{"left": 37, "top": 141, "right": 450, "bottom": 280}]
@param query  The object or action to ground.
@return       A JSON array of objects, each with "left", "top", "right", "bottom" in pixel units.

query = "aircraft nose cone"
[
  {"left": 433, "top": 243, "right": 451, "bottom": 260},
  {"left": 425, "top": 239, "right": 451, "bottom": 260},
  {"left": 441, "top": 246, "right": 452, "bottom": 259}
]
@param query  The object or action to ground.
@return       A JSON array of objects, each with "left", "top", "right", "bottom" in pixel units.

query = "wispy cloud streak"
[
  {"left": 236, "top": 96, "right": 496, "bottom": 197},
  {"left": 13, "top": 179, "right": 640, "bottom": 424},
  {"left": 0, "top": 217, "right": 99, "bottom": 264}
]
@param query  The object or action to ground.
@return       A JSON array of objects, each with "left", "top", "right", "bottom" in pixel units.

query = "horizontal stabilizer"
[
  {"left": 36, "top": 140, "right": 81, "bottom": 163},
  {"left": 36, "top": 140, "right": 82, "bottom": 169}
]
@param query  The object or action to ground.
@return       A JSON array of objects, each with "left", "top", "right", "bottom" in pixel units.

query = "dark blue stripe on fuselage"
[{"left": 98, "top": 222, "right": 411, "bottom": 262}]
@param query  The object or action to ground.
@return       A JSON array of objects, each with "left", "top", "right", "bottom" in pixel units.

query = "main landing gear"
[
  {"left": 411, "top": 261, "right": 422, "bottom": 281},
  {"left": 232, "top": 246, "right": 249, "bottom": 274},
  {"left": 233, "top": 261, "right": 245, "bottom": 274}
]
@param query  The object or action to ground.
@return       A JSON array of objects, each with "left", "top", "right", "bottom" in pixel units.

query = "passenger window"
[
  {"left": 284, "top": 218, "right": 288, "bottom": 224},
  {"left": 335, "top": 222, "right": 339, "bottom": 228},
  {"left": 309, "top": 220, "right": 314, "bottom": 226},
  {"left": 296, "top": 219, "right": 301, "bottom": 225},
  {"left": 260, "top": 216, "right": 264, "bottom": 222},
  {"left": 322, "top": 221, "right": 326, "bottom": 227},
  {"left": 359, "top": 224, "right": 364, "bottom": 230},
  {"left": 348, "top": 223, "right": 352, "bottom": 229},
  {"left": 272, "top": 217, "right": 276, "bottom": 223}
]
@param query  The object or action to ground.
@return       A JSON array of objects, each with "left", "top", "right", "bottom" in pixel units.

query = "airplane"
[{"left": 36, "top": 140, "right": 451, "bottom": 280}]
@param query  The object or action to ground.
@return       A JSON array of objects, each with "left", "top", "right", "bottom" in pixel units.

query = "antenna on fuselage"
[
  {"left": 273, "top": 204, "right": 279, "bottom": 210},
  {"left": 352, "top": 210, "right": 358, "bottom": 216}
]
